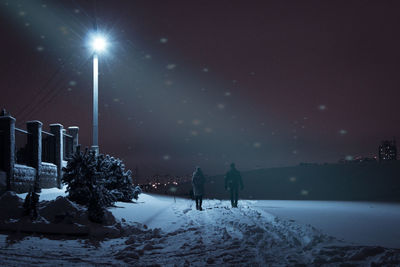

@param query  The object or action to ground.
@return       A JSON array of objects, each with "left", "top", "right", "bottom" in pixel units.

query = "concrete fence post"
[
  {"left": 50, "top": 124, "right": 63, "bottom": 189},
  {"left": 0, "top": 115, "right": 15, "bottom": 190},
  {"left": 26, "top": 121, "right": 42, "bottom": 191},
  {"left": 67, "top": 126, "right": 79, "bottom": 154}
]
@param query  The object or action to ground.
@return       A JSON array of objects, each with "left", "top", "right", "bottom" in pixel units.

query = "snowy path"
[{"left": 1, "top": 190, "right": 400, "bottom": 266}]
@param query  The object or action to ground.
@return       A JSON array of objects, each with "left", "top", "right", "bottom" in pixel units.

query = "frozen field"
[
  {"left": 255, "top": 200, "right": 400, "bottom": 249},
  {"left": 0, "top": 188, "right": 400, "bottom": 265}
]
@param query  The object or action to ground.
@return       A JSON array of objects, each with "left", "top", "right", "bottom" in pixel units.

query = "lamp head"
[{"left": 91, "top": 35, "right": 107, "bottom": 53}]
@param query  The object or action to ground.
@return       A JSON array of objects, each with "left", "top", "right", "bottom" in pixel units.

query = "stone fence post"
[
  {"left": 67, "top": 126, "right": 79, "bottom": 154},
  {"left": 50, "top": 124, "right": 63, "bottom": 189},
  {"left": 0, "top": 115, "right": 15, "bottom": 190},
  {"left": 27, "top": 121, "right": 42, "bottom": 192}
]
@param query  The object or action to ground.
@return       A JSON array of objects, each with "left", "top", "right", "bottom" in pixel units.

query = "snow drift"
[{"left": 0, "top": 191, "right": 145, "bottom": 238}]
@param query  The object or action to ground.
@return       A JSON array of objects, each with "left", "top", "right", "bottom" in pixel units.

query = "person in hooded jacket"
[
  {"left": 224, "top": 163, "right": 244, "bottom": 208},
  {"left": 192, "top": 167, "right": 206, "bottom": 210}
]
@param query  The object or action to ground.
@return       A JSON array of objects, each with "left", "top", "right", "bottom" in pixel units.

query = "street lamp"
[{"left": 90, "top": 34, "right": 108, "bottom": 154}]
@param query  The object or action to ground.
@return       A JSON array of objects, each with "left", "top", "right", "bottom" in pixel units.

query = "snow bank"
[
  {"left": 0, "top": 191, "right": 146, "bottom": 239},
  {"left": 0, "top": 191, "right": 24, "bottom": 220}
]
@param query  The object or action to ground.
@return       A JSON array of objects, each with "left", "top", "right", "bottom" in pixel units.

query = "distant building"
[{"left": 379, "top": 139, "right": 397, "bottom": 161}]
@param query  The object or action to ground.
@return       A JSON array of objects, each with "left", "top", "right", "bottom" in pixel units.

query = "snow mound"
[
  {"left": 0, "top": 191, "right": 24, "bottom": 220},
  {"left": 40, "top": 196, "right": 116, "bottom": 226},
  {"left": 0, "top": 192, "right": 144, "bottom": 239}
]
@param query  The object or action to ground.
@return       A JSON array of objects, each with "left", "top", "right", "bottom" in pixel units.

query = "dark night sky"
[{"left": 1, "top": 0, "right": 400, "bottom": 178}]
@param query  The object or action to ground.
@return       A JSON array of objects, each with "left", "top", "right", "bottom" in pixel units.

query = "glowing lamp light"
[{"left": 91, "top": 36, "right": 107, "bottom": 53}]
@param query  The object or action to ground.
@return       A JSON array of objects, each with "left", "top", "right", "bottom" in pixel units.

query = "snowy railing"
[
  {"left": 63, "top": 132, "right": 74, "bottom": 161},
  {"left": 15, "top": 127, "right": 29, "bottom": 165},
  {"left": 42, "top": 130, "right": 55, "bottom": 163},
  {"left": 0, "top": 113, "right": 80, "bottom": 192}
]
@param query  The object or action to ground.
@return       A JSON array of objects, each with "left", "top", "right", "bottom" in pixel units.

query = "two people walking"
[{"left": 191, "top": 163, "right": 244, "bottom": 210}]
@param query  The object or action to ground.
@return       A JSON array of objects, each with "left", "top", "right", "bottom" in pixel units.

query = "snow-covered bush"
[
  {"left": 62, "top": 148, "right": 103, "bottom": 205},
  {"left": 98, "top": 155, "right": 140, "bottom": 202},
  {"left": 62, "top": 148, "right": 141, "bottom": 223}
]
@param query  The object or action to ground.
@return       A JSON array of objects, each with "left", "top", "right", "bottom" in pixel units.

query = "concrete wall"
[
  {"left": 6, "top": 163, "right": 58, "bottom": 193},
  {"left": 13, "top": 164, "right": 36, "bottom": 193},
  {"left": 40, "top": 162, "right": 58, "bottom": 189}
]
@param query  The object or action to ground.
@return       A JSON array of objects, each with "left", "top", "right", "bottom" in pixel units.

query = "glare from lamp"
[{"left": 91, "top": 36, "right": 107, "bottom": 53}]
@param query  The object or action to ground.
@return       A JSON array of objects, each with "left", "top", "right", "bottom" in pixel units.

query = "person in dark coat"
[
  {"left": 224, "top": 163, "right": 244, "bottom": 208},
  {"left": 192, "top": 166, "right": 206, "bottom": 210}
]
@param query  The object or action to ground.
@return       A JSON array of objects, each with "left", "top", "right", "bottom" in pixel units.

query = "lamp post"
[{"left": 90, "top": 35, "right": 107, "bottom": 154}]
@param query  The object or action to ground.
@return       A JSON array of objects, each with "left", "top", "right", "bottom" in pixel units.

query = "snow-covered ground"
[
  {"left": 1, "top": 188, "right": 400, "bottom": 266},
  {"left": 255, "top": 200, "right": 400, "bottom": 249}
]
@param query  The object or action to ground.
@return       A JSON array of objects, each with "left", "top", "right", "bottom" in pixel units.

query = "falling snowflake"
[
  {"left": 74, "top": 9, "right": 80, "bottom": 13},
  {"left": 339, "top": 129, "right": 347, "bottom": 135},
  {"left": 163, "top": 155, "right": 170, "bottom": 160},
  {"left": 318, "top": 105, "right": 327, "bottom": 111},
  {"left": 217, "top": 103, "right": 225, "bottom": 109},
  {"left": 59, "top": 26, "right": 69, "bottom": 35},
  {"left": 166, "top": 64, "right": 176, "bottom": 70},
  {"left": 165, "top": 80, "right": 173, "bottom": 86},
  {"left": 192, "top": 119, "right": 201, "bottom": 126},
  {"left": 160, "top": 38, "right": 168, "bottom": 43},
  {"left": 301, "top": 190, "right": 309, "bottom": 196},
  {"left": 144, "top": 54, "right": 152, "bottom": 59},
  {"left": 292, "top": 150, "right": 298, "bottom": 154},
  {"left": 69, "top": 80, "right": 77, "bottom": 86},
  {"left": 202, "top": 68, "right": 209, "bottom": 72},
  {"left": 113, "top": 98, "right": 120, "bottom": 102},
  {"left": 225, "top": 92, "right": 231, "bottom": 96},
  {"left": 253, "top": 142, "right": 261, "bottom": 148},
  {"left": 18, "top": 11, "right": 26, "bottom": 16},
  {"left": 289, "top": 177, "right": 297, "bottom": 182},
  {"left": 36, "top": 46, "right": 44, "bottom": 52}
]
